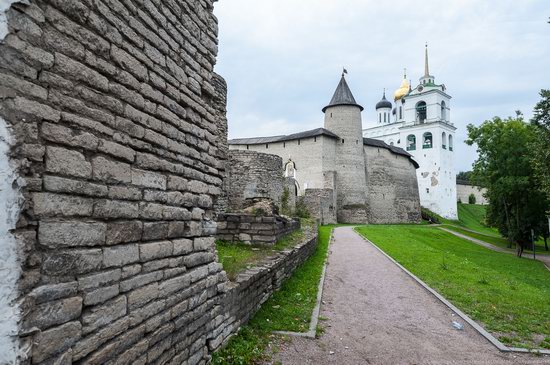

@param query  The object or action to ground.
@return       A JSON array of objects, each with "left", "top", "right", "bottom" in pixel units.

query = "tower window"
[
  {"left": 342, "top": 139, "right": 345, "bottom": 143},
  {"left": 314, "top": 137, "right": 317, "bottom": 142},
  {"left": 422, "top": 132, "right": 433, "bottom": 149},
  {"left": 399, "top": 106, "right": 403, "bottom": 120},
  {"left": 441, "top": 101, "right": 447, "bottom": 121},
  {"left": 246, "top": 145, "right": 249, "bottom": 150},
  {"left": 283, "top": 142, "right": 286, "bottom": 148},
  {"left": 379, "top": 114, "right": 381, "bottom": 123},
  {"left": 416, "top": 101, "right": 427, "bottom": 123},
  {"left": 266, "top": 144, "right": 269, "bottom": 149},
  {"left": 298, "top": 139, "right": 301, "bottom": 145},
  {"left": 449, "top": 134, "right": 454, "bottom": 151},
  {"left": 406, "top": 134, "right": 416, "bottom": 151},
  {"left": 442, "top": 131, "right": 447, "bottom": 149},
  {"left": 426, "top": 188, "right": 430, "bottom": 193}
]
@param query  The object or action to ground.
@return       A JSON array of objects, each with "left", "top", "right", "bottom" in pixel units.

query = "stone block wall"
[
  {"left": 209, "top": 231, "right": 318, "bottom": 351},
  {"left": 0, "top": 0, "right": 231, "bottom": 363},
  {"left": 224, "top": 150, "right": 284, "bottom": 212},
  {"left": 456, "top": 182, "right": 488, "bottom": 205},
  {"left": 364, "top": 145, "right": 422, "bottom": 223},
  {"left": 303, "top": 188, "right": 337, "bottom": 225},
  {"left": 217, "top": 213, "right": 300, "bottom": 245}
]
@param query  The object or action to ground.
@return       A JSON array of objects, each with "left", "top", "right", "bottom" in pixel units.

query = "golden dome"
[{"left": 394, "top": 77, "right": 410, "bottom": 101}]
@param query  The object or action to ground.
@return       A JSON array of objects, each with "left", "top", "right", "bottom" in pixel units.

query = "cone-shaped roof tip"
[{"left": 322, "top": 74, "right": 364, "bottom": 113}]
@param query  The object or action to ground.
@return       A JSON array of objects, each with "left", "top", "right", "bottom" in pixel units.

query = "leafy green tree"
[
  {"left": 466, "top": 116, "right": 548, "bottom": 256},
  {"left": 456, "top": 171, "right": 472, "bottom": 183},
  {"left": 530, "top": 89, "right": 550, "bottom": 201}
]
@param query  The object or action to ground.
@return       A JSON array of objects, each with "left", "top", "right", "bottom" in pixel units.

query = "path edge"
[
  {"left": 354, "top": 227, "right": 550, "bottom": 356},
  {"left": 273, "top": 227, "right": 333, "bottom": 339}
]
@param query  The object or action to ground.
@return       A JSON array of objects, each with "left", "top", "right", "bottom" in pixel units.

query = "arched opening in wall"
[
  {"left": 416, "top": 101, "right": 427, "bottom": 123},
  {"left": 449, "top": 134, "right": 453, "bottom": 151},
  {"left": 406, "top": 134, "right": 416, "bottom": 151},
  {"left": 422, "top": 132, "right": 433, "bottom": 149},
  {"left": 379, "top": 114, "right": 381, "bottom": 123},
  {"left": 399, "top": 106, "right": 403, "bottom": 120},
  {"left": 441, "top": 101, "right": 446, "bottom": 121},
  {"left": 442, "top": 132, "right": 447, "bottom": 149},
  {"left": 383, "top": 113, "right": 386, "bottom": 123},
  {"left": 284, "top": 160, "right": 296, "bottom": 178}
]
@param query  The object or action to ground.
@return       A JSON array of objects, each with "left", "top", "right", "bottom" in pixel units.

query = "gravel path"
[{"left": 271, "top": 226, "right": 549, "bottom": 365}]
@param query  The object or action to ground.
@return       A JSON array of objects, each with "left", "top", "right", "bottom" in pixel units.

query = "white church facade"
[{"left": 363, "top": 46, "right": 458, "bottom": 219}]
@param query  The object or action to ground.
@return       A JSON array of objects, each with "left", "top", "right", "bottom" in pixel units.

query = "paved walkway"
[
  {"left": 272, "top": 226, "right": 549, "bottom": 365},
  {"left": 440, "top": 227, "right": 550, "bottom": 271}
]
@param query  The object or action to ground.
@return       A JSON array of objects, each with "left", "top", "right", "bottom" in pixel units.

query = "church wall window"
[
  {"left": 379, "top": 114, "right": 381, "bottom": 123},
  {"left": 266, "top": 144, "right": 268, "bottom": 149},
  {"left": 298, "top": 139, "right": 301, "bottom": 145},
  {"left": 399, "top": 106, "right": 402, "bottom": 120},
  {"left": 342, "top": 139, "right": 345, "bottom": 143},
  {"left": 416, "top": 101, "right": 427, "bottom": 123},
  {"left": 441, "top": 101, "right": 447, "bottom": 121},
  {"left": 246, "top": 145, "right": 249, "bottom": 150},
  {"left": 406, "top": 134, "right": 416, "bottom": 151},
  {"left": 442, "top": 132, "right": 447, "bottom": 149},
  {"left": 383, "top": 113, "right": 386, "bottom": 123},
  {"left": 449, "top": 134, "right": 454, "bottom": 151},
  {"left": 422, "top": 132, "right": 433, "bottom": 149}
]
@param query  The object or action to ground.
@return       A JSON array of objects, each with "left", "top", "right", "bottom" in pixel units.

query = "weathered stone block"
[
  {"left": 44, "top": 175, "right": 108, "bottom": 197},
  {"left": 83, "top": 284, "right": 120, "bottom": 306},
  {"left": 103, "top": 244, "right": 140, "bottom": 267},
  {"left": 92, "top": 156, "right": 132, "bottom": 183},
  {"left": 39, "top": 221, "right": 106, "bottom": 248},
  {"left": 121, "top": 264, "right": 142, "bottom": 279},
  {"left": 98, "top": 140, "right": 135, "bottom": 162},
  {"left": 131, "top": 168, "right": 167, "bottom": 189},
  {"left": 22, "top": 297, "right": 82, "bottom": 331},
  {"left": 143, "top": 221, "right": 169, "bottom": 240},
  {"left": 193, "top": 237, "right": 214, "bottom": 251},
  {"left": 32, "top": 321, "right": 81, "bottom": 364},
  {"left": 139, "top": 241, "right": 173, "bottom": 261},
  {"left": 33, "top": 192, "right": 93, "bottom": 217},
  {"left": 120, "top": 271, "right": 163, "bottom": 292},
  {"left": 108, "top": 185, "right": 142, "bottom": 201},
  {"left": 94, "top": 200, "right": 139, "bottom": 219},
  {"left": 82, "top": 296, "right": 127, "bottom": 334},
  {"left": 172, "top": 238, "right": 193, "bottom": 255},
  {"left": 30, "top": 282, "right": 78, "bottom": 305},
  {"left": 45, "top": 146, "right": 92, "bottom": 178},
  {"left": 42, "top": 249, "right": 103, "bottom": 275},
  {"left": 106, "top": 221, "right": 143, "bottom": 245},
  {"left": 127, "top": 282, "right": 159, "bottom": 310},
  {"left": 41, "top": 122, "right": 99, "bottom": 150},
  {"left": 167, "top": 175, "right": 188, "bottom": 191},
  {"left": 78, "top": 269, "right": 122, "bottom": 290}
]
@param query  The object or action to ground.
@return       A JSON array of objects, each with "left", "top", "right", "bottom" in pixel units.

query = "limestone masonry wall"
[
  {"left": 209, "top": 231, "right": 318, "bottom": 351},
  {"left": 364, "top": 145, "right": 422, "bottom": 223},
  {"left": 217, "top": 213, "right": 300, "bottom": 245},
  {"left": 224, "top": 150, "right": 284, "bottom": 212},
  {"left": 456, "top": 182, "right": 488, "bottom": 205},
  {"left": 0, "top": 0, "right": 231, "bottom": 363}
]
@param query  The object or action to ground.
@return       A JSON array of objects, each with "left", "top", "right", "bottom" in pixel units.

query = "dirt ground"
[{"left": 270, "top": 226, "right": 550, "bottom": 365}]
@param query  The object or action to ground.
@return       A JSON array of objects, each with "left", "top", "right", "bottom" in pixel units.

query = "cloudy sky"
[{"left": 213, "top": 0, "right": 550, "bottom": 172}]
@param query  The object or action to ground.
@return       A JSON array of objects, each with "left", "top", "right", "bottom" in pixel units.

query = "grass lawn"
[
  {"left": 355, "top": 225, "right": 550, "bottom": 349},
  {"left": 216, "top": 219, "right": 312, "bottom": 280},
  {"left": 212, "top": 225, "right": 333, "bottom": 364},
  {"left": 456, "top": 203, "right": 500, "bottom": 237},
  {"left": 443, "top": 225, "right": 550, "bottom": 256}
]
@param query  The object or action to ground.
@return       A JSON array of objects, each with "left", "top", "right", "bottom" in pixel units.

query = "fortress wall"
[
  {"left": 0, "top": 1, "right": 230, "bottom": 363},
  {"left": 225, "top": 150, "right": 284, "bottom": 211},
  {"left": 456, "top": 183, "right": 488, "bottom": 205},
  {"left": 364, "top": 145, "right": 422, "bottom": 224},
  {"left": 229, "top": 135, "right": 328, "bottom": 194}
]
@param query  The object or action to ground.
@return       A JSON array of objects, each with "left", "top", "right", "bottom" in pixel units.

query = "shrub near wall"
[{"left": 0, "top": 0, "right": 230, "bottom": 363}]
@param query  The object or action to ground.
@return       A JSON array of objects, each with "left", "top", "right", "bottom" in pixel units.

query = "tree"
[
  {"left": 456, "top": 171, "right": 472, "bottom": 183},
  {"left": 468, "top": 193, "right": 476, "bottom": 205},
  {"left": 531, "top": 89, "right": 550, "bottom": 201},
  {"left": 466, "top": 116, "right": 549, "bottom": 256}
]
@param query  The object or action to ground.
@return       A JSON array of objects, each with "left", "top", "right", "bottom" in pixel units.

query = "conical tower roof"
[{"left": 322, "top": 75, "right": 364, "bottom": 112}]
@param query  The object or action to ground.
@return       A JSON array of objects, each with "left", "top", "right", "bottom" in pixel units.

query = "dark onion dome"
[
  {"left": 322, "top": 75, "right": 364, "bottom": 112},
  {"left": 375, "top": 91, "right": 392, "bottom": 110}
]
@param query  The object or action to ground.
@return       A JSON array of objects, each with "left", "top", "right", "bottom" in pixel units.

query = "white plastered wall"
[{"left": 0, "top": 116, "right": 23, "bottom": 362}]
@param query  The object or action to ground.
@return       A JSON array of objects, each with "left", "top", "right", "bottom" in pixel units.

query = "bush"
[
  {"left": 294, "top": 196, "right": 310, "bottom": 219},
  {"left": 468, "top": 193, "right": 477, "bottom": 205},
  {"left": 458, "top": 197, "right": 462, "bottom": 204},
  {"left": 421, "top": 207, "right": 441, "bottom": 224},
  {"left": 281, "top": 187, "right": 291, "bottom": 216}
]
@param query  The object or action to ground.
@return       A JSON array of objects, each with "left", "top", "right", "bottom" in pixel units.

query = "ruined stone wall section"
[
  {"left": 364, "top": 145, "right": 422, "bottom": 223},
  {"left": 217, "top": 213, "right": 300, "bottom": 245},
  {"left": 225, "top": 150, "right": 284, "bottom": 212},
  {"left": 0, "top": 1, "right": 229, "bottom": 363}
]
